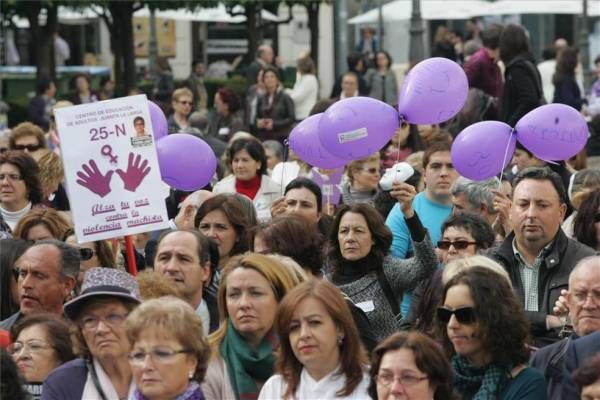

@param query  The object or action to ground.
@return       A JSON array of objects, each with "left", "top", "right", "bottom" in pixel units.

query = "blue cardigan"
[{"left": 42, "top": 358, "right": 88, "bottom": 400}]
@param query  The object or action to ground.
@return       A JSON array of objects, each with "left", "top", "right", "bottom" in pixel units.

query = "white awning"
[{"left": 485, "top": 0, "right": 600, "bottom": 16}]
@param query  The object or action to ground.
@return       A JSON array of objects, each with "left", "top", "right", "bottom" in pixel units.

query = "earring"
[
  {"left": 337, "top": 336, "right": 343, "bottom": 345},
  {"left": 188, "top": 370, "right": 194, "bottom": 380}
]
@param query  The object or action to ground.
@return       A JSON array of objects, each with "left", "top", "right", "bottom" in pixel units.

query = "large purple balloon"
[
  {"left": 451, "top": 121, "right": 516, "bottom": 181},
  {"left": 318, "top": 97, "right": 398, "bottom": 160},
  {"left": 148, "top": 100, "right": 168, "bottom": 140},
  {"left": 515, "top": 104, "right": 588, "bottom": 161},
  {"left": 397, "top": 57, "right": 468, "bottom": 125},
  {"left": 156, "top": 134, "right": 216, "bottom": 191},
  {"left": 289, "top": 114, "right": 347, "bottom": 168}
]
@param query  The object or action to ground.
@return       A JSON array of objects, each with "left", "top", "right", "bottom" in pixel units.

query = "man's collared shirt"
[{"left": 512, "top": 238, "right": 553, "bottom": 312}]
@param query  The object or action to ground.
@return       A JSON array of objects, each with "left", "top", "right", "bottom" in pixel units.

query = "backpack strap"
[{"left": 376, "top": 268, "right": 402, "bottom": 318}]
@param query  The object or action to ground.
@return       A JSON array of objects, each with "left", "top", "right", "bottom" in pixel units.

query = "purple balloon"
[
  {"left": 318, "top": 97, "right": 398, "bottom": 160},
  {"left": 451, "top": 121, "right": 516, "bottom": 180},
  {"left": 289, "top": 114, "right": 348, "bottom": 168},
  {"left": 148, "top": 100, "right": 168, "bottom": 140},
  {"left": 397, "top": 57, "right": 468, "bottom": 125},
  {"left": 515, "top": 104, "right": 588, "bottom": 161},
  {"left": 156, "top": 134, "right": 216, "bottom": 191}
]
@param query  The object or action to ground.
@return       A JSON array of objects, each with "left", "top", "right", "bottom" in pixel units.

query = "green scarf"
[
  {"left": 452, "top": 355, "right": 511, "bottom": 400},
  {"left": 220, "top": 320, "right": 278, "bottom": 400}
]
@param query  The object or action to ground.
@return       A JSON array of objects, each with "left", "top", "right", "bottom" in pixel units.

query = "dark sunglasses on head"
[
  {"left": 12, "top": 144, "right": 43, "bottom": 152},
  {"left": 79, "top": 247, "right": 96, "bottom": 261},
  {"left": 437, "top": 306, "right": 476, "bottom": 324},
  {"left": 437, "top": 240, "right": 478, "bottom": 250}
]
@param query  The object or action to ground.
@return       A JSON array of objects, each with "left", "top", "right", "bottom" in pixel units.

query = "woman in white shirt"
[
  {"left": 286, "top": 56, "right": 319, "bottom": 121},
  {"left": 259, "top": 279, "right": 370, "bottom": 400}
]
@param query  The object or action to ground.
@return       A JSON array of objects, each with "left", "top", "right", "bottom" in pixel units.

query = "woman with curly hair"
[
  {"left": 436, "top": 267, "right": 546, "bottom": 399},
  {"left": 12, "top": 208, "right": 70, "bottom": 242},
  {"left": 553, "top": 46, "right": 586, "bottom": 111},
  {"left": 573, "top": 189, "right": 600, "bottom": 251}
]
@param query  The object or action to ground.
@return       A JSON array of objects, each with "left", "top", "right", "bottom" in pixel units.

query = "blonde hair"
[
  {"left": 35, "top": 149, "right": 64, "bottom": 190},
  {"left": 208, "top": 253, "right": 303, "bottom": 355},
  {"left": 172, "top": 87, "right": 193, "bottom": 102},
  {"left": 346, "top": 152, "right": 380, "bottom": 185},
  {"left": 136, "top": 270, "right": 179, "bottom": 300},
  {"left": 126, "top": 296, "right": 211, "bottom": 382},
  {"left": 442, "top": 255, "right": 512, "bottom": 287}
]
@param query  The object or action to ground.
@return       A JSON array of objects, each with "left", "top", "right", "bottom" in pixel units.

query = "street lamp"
[{"left": 409, "top": 0, "right": 425, "bottom": 63}]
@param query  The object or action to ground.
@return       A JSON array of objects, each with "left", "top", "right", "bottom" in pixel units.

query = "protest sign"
[{"left": 54, "top": 95, "right": 169, "bottom": 242}]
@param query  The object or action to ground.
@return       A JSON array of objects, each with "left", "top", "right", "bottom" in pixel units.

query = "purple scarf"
[{"left": 133, "top": 381, "right": 204, "bottom": 400}]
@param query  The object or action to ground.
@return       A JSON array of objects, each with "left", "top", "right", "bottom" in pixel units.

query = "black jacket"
[
  {"left": 488, "top": 230, "right": 595, "bottom": 347},
  {"left": 254, "top": 89, "right": 295, "bottom": 141},
  {"left": 500, "top": 54, "right": 544, "bottom": 127},
  {"left": 530, "top": 334, "right": 577, "bottom": 400}
]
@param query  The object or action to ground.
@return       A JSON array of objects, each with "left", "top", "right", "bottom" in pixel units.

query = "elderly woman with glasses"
[
  {"left": 436, "top": 267, "right": 546, "bottom": 399},
  {"left": 369, "top": 331, "right": 457, "bottom": 400},
  {"left": 341, "top": 153, "right": 382, "bottom": 206},
  {"left": 126, "top": 296, "right": 211, "bottom": 400},
  {"left": 168, "top": 88, "right": 194, "bottom": 133},
  {"left": 9, "top": 314, "right": 75, "bottom": 399},
  {"left": 42, "top": 268, "right": 141, "bottom": 400}
]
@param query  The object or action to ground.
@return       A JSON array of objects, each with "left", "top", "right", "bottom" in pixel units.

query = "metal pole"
[
  {"left": 148, "top": 8, "right": 158, "bottom": 82},
  {"left": 409, "top": 0, "right": 424, "bottom": 63},
  {"left": 378, "top": 0, "right": 384, "bottom": 51},
  {"left": 579, "top": 0, "right": 592, "bottom": 91}
]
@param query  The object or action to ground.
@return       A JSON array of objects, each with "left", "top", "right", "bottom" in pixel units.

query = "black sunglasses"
[
  {"left": 437, "top": 240, "right": 478, "bottom": 250},
  {"left": 79, "top": 248, "right": 95, "bottom": 261},
  {"left": 437, "top": 306, "right": 476, "bottom": 324},
  {"left": 12, "top": 144, "right": 43, "bottom": 152}
]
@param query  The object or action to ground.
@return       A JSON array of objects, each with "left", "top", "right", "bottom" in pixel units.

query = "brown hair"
[
  {"left": 326, "top": 204, "right": 392, "bottom": 275},
  {"left": 13, "top": 208, "right": 71, "bottom": 241},
  {"left": 208, "top": 253, "right": 302, "bottom": 354},
  {"left": 126, "top": 296, "right": 211, "bottom": 382},
  {"left": 0, "top": 151, "right": 43, "bottom": 205},
  {"left": 10, "top": 313, "right": 75, "bottom": 365},
  {"left": 275, "top": 279, "right": 368, "bottom": 398},
  {"left": 136, "top": 270, "right": 179, "bottom": 300},
  {"left": 422, "top": 140, "right": 451, "bottom": 169},
  {"left": 9, "top": 122, "right": 46, "bottom": 149},
  {"left": 35, "top": 150, "right": 64, "bottom": 190},
  {"left": 368, "top": 331, "right": 458, "bottom": 400}
]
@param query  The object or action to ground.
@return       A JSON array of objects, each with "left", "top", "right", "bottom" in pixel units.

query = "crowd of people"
[{"left": 2, "top": 20, "right": 600, "bottom": 400}]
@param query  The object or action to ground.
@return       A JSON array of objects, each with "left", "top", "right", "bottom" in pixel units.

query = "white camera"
[{"left": 379, "top": 162, "right": 414, "bottom": 191}]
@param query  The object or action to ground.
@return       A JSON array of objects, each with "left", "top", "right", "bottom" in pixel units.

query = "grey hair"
[
  {"left": 262, "top": 140, "right": 283, "bottom": 162},
  {"left": 569, "top": 256, "right": 600, "bottom": 287},
  {"left": 30, "top": 239, "right": 80, "bottom": 278},
  {"left": 451, "top": 177, "right": 499, "bottom": 214}
]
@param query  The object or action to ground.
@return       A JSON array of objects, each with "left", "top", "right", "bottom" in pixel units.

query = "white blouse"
[{"left": 258, "top": 367, "right": 371, "bottom": 400}]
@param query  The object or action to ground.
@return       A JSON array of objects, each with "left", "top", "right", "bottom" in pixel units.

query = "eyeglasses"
[
  {"left": 571, "top": 290, "right": 600, "bottom": 305},
  {"left": 0, "top": 173, "right": 23, "bottom": 181},
  {"left": 129, "top": 347, "right": 191, "bottom": 366},
  {"left": 437, "top": 240, "right": 478, "bottom": 250},
  {"left": 79, "top": 247, "right": 96, "bottom": 261},
  {"left": 436, "top": 306, "right": 477, "bottom": 324},
  {"left": 176, "top": 100, "right": 193, "bottom": 106},
  {"left": 8, "top": 340, "right": 52, "bottom": 356},
  {"left": 361, "top": 167, "right": 380, "bottom": 174},
  {"left": 80, "top": 312, "right": 128, "bottom": 330},
  {"left": 12, "top": 144, "right": 43, "bottom": 152},
  {"left": 376, "top": 372, "right": 428, "bottom": 388}
]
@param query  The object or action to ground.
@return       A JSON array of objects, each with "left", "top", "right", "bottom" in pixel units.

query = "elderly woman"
[
  {"left": 260, "top": 279, "right": 370, "bottom": 399},
  {"left": 369, "top": 331, "right": 457, "bottom": 400},
  {"left": 254, "top": 66, "right": 295, "bottom": 142},
  {"left": 42, "top": 268, "right": 141, "bottom": 399},
  {"left": 326, "top": 202, "right": 437, "bottom": 342},
  {"left": 12, "top": 208, "right": 70, "bottom": 243},
  {"left": 64, "top": 231, "right": 115, "bottom": 287},
  {"left": 167, "top": 88, "right": 194, "bottom": 133},
  {"left": 206, "top": 87, "right": 246, "bottom": 141},
  {"left": 202, "top": 253, "right": 303, "bottom": 400},
  {"left": 126, "top": 296, "right": 211, "bottom": 400},
  {"left": 9, "top": 314, "right": 74, "bottom": 400},
  {"left": 437, "top": 267, "right": 546, "bottom": 399},
  {"left": 341, "top": 153, "right": 381, "bottom": 206},
  {"left": 0, "top": 151, "right": 44, "bottom": 231},
  {"left": 213, "top": 138, "right": 281, "bottom": 221}
]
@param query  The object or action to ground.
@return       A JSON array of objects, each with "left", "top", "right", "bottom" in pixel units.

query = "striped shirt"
[{"left": 512, "top": 239, "right": 553, "bottom": 312}]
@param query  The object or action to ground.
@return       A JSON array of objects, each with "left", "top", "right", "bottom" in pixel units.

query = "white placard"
[{"left": 55, "top": 95, "right": 169, "bottom": 242}]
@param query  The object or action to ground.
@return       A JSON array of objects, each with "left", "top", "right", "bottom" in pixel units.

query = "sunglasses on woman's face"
[
  {"left": 437, "top": 240, "right": 478, "bottom": 250},
  {"left": 436, "top": 306, "right": 476, "bottom": 324},
  {"left": 12, "top": 144, "right": 43, "bottom": 152},
  {"left": 79, "top": 247, "right": 96, "bottom": 261}
]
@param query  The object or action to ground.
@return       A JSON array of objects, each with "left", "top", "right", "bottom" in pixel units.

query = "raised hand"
[
  {"left": 115, "top": 152, "right": 151, "bottom": 192},
  {"left": 390, "top": 181, "right": 417, "bottom": 218},
  {"left": 270, "top": 196, "right": 287, "bottom": 218},
  {"left": 76, "top": 160, "right": 114, "bottom": 198}
]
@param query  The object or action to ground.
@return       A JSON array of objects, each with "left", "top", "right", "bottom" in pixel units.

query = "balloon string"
[
  {"left": 498, "top": 128, "right": 516, "bottom": 189},
  {"left": 281, "top": 139, "right": 289, "bottom": 196}
]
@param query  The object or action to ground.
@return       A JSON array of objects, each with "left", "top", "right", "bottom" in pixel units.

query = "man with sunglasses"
[
  {"left": 488, "top": 167, "right": 595, "bottom": 347},
  {"left": 530, "top": 256, "right": 600, "bottom": 399},
  {"left": 0, "top": 240, "right": 79, "bottom": 330}
]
